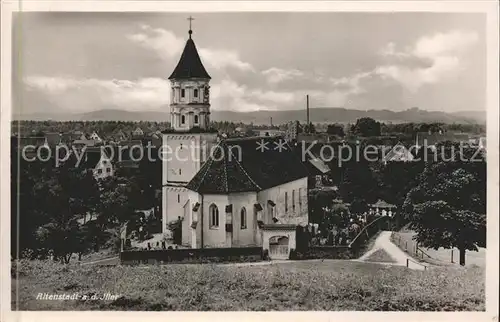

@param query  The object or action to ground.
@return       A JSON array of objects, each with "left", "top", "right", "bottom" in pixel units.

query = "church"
[{"left": 161, "top": 22, "right": 309, "bottom": 259}]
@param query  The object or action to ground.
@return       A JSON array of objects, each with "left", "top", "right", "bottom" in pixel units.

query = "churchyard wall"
[{"left": 120, "top": 246, "right": 263, "bottom": 265}]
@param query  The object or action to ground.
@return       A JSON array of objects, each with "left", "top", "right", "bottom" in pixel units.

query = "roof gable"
[
  {"left": 80, "top": 147, "right": 103, "bottom": 169},
  {"left": 383, "top": 142, "right": 415, "bottom": 162}
]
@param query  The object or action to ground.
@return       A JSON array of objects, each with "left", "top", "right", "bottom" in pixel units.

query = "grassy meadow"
[{"left": 12, "top": 259, "right": 484, "bottom": 311}]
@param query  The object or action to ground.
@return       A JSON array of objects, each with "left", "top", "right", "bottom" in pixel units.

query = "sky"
[{"left": 13, "top": 12, "right": 486, "bottom": 115}]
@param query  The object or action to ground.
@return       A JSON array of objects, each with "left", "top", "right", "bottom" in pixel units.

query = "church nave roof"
[{"left": 186, "top": 137, "right": 310, "bottom": 194}]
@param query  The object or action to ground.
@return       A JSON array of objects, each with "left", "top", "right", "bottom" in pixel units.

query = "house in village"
[
  {"left": 479, "top": 137, "right": 487, "bottom": 150},
  {"left": 147, "top": 132, "right": 162, "bottom": 147},
  {"left": 115, "top": 130, "right": 129, "bottom": 142},
  {"left": 161, "top": 25, "right": 310, "bottom": 259},
  {"left": 369, "top": 200, "right": 396, "bottom": 217},
  {"left": 234, "top": 126, "right": 246, "bottom": 134},
  {"left": 284, "top": 121, "right": 299, "bottom": 142},
  {"left": 382, "top": 142, "right": 415, "bottom": 165},
  {"left": 72, "top": 139, "right": 96, "bottom": 154},
  {"left": 257, "top": 128, "right": 283, "bottom": 137},
  {"left": 305, "top": 157, "right": 331, "bottom": 188},
  {"left": 61, "top": 132, "right": 83, "bottom": 146},
  {"left": 105, "top": 130, "right": 128, "bottom": 145},
  {"left": 89, "top": 131, "right": 103, "bottom": 143},
  {"left": 79, "top": 147, "right": 114, "bottom": 180},
  {"left": 132, "top": 127, "right": 144, "bottom": 137}
]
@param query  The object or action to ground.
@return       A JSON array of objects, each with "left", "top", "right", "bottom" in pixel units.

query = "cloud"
[
  {"left": 376, "top": 30, "right": 478, "bottom": 92},
  {"left": 24, "top": 75, "right": 170, "bottom": 111},
  {"left": 24, "top": 74, "right": 297, "bottom": 113},
  {"left": 23, "top": 28, "right": 480, "bottom": 114},
  {"left": 127, "top": 26, "right": 184, "bottom": 59},
  {"left": 413, "top": 31, "right": 478, "bottom": 58},
  {"left": 262, "top": 67, "right": 304, "bottom": 84},
  {"left": 376, "top": 56, "right": 460, "bottom": 91},
  {"left": 128, "top": 24, "right": 254, "bottom": 72},
  {"left": 198, "top": 48, "right": 254, "bottom": 72},
  {"left": 329, "top": 71, "right": 375, "bottom": 95},
  {"left": 210, "top": 78, "right": 297, "bottom": 111}
]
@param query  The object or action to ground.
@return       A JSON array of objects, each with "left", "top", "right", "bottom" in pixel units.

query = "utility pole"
[{"left": 306, "top": 95, "right": 310, "bottom": 133}]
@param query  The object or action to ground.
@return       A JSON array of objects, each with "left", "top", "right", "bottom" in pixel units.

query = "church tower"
[
  {"left": 162, "top": 18, "right": 218, "bottom": 236},
  {"left": 168, "top": 19, "right": 211, "bottom": 131}
]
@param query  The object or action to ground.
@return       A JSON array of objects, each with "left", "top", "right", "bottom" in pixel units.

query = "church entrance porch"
[
  {"left": 261, "top": 224, "right": 297, "bottom": 260},
  {"left": 269, "top": 236, "right": 289, "bottom": 259}
]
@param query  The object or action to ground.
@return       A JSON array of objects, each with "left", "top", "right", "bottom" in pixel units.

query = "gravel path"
[{"left": 358, "top": 231, "right": 428, "bottom": 270}]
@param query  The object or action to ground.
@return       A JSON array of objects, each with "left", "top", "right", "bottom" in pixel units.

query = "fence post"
[
  {"left": 406, "top": 258, "right": 409, "bottom": 268},
  {"left": 451, "top": 249, "right": 454, "bottom": 263}
]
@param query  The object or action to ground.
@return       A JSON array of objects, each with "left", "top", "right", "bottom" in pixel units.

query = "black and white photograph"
[{"left": 1, "top": 0, "right": 498, "bottom": 319}]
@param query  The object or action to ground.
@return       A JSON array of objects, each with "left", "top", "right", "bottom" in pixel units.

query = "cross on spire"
[{"left": 187, "top": 16, "right": 194, "bottom": 38}]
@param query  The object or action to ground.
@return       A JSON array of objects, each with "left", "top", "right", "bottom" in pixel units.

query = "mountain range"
[{"left": 13, "top": 107, "right": 485, "bottom": 125}]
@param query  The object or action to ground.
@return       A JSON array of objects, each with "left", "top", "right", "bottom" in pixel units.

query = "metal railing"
[
  {"left": 406, "top": 257, "right": 428, "bottom": 270},
  {"left": 392, "top": 232, "right": 451, "bottom": 266},
  {"left": 348, "top": 215, "right": 390, "bottom": 248}
]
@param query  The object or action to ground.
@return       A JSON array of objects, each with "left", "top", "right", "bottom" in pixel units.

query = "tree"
[
  {"left": 326, "top": 124, "right": 345, "bottom": 137},
  {"left": 351, "top": 117, "right": 381, "bottom": 137},
  {"left": 308, "top": 189, "right": 339, "bottom": 225},
  {"left": 99, "top": 176, "right": 134, "bottom": 225},
  {"left": 403, "top": 147, "right": 486, "bottom": 265},
  {"left": 304, "top": 122, "right": 316, "bottom": 134},
  {"left": 338, "top": 150, "right": 378, "bottom": 212},
  {"left": 30, "top": 167, "right": 86, "bottom": 263},
  {"left": 378, "top": 161, "right": 424, "bottom": 208}
]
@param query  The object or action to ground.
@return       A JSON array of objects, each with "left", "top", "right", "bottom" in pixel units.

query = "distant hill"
[
  {"left": 13, "top": 107, "right": 485, "bottom": 124},
  {"left": 451, "top": 110, "right": 487, "bottom": 124}
]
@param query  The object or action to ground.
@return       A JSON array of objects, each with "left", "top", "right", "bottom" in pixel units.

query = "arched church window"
[
  {"left": 194, "top": 89, "right": 198, "bottom": 97},
  {"left": 178, "top": 194, "right": 180, "bottom": 203},
  {"left": 209, "top": 204, "right": 219, "bottom": 228},
  {"left": 194, "top": 115, "right": 199, "bottom": 124},
  {"left": 240, "top": 207, "right": 247, "bottom": 229},
  {"left": 285, "top": 192, "right": 288, "bottom": 212},
  {"left": 181, "top": 88, "right": 185, "bottom": 98},
  {"left": 181, "top": 115, "right": 186, "bottom": 124}
]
